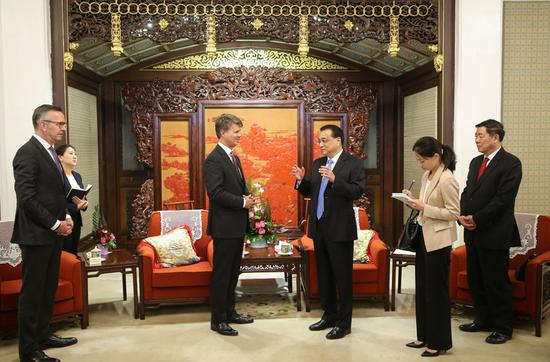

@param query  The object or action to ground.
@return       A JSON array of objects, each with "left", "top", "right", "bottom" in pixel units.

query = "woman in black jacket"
[{"left": 56, "top": 144, "right": 88, "bottom": 254}]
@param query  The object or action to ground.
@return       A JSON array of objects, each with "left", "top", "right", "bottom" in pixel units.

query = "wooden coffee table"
[
  {"left": 78, "top": 249, "right": 140, "bottom": 321},
  {"left": 240, "top": 244, "right": 303, "bottom": 311}
]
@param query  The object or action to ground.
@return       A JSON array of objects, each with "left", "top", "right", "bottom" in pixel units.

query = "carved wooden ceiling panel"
[{"left": 69, "top": 0, "right": 437, "bottom": 77}]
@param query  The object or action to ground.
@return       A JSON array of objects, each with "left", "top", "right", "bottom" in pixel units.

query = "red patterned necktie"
[
  {"left": 476, "top": 157, "right": 489, "bottom": 182},
  {"left": 230, "top": 151, "right": 243, "bottom": 179}
]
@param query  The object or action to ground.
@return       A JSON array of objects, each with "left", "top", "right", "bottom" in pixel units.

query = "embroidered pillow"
[
  {"left": 144, "top": 226, "right": 199, "bottom": 267},
  {"left": 353, "top": 229, "right": 375, "bottom": 263}
]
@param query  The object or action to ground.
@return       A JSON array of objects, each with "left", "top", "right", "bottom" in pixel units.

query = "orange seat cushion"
[
  {"left": 0, "top": 278, "right": 74, "bottom": 312},
  {"left": 352, "top": 262, "right": 379, "bottom": 283},
  {"left": 455, "top": 270, "right": 525, "bottom": 300},
  {"left": 151, "top": 261, "right": 212, "bottom": 288}
]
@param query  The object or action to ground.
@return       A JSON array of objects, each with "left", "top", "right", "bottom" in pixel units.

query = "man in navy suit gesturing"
[{"left": 292, "top": 124, "right": 365, "bottom": 339}]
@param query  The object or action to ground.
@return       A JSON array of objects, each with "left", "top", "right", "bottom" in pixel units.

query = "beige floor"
[{"left": 1, "top": 266, "right": 548, "bottom": 361}]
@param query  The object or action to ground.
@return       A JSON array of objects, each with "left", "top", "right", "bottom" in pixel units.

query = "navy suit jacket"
[
  {"left": 11, "top": 137, "right": 68, "bottom": 246},
  {"left": 460, "top": 148, "right": 522, "bottom": 249},
  {"left": 297, "top": 152, "right": 365, "bottom": 242},
  {"left": 204, "top": 145, "right": 249, "bottom": 239}
]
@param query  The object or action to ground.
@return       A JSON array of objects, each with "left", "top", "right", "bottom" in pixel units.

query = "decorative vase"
[
  {"left": 97, "top": 244, "right": 111, "bottom": 257},
  {"left": 248, "top": 236, "right": 268, "bottom": 249}
]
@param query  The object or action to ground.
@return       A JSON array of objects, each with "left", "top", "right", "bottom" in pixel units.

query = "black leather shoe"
[
  {"left": 228, "top": 313, "right": 254, "bottom": 324},
  {"left": 20, "top": 349, "right": 60, "bottom": 362},
  {"left": 40, "top": 334, "right": 78, "bottom": 349},
  {"left": 325, "top": 326, "right": 351, "bottom": 340},
  {"left": 309, "top": 319, "right": 335, "bottom": 331},
  {"left": 211, "top": 322, "right": 238, "bottom": 336},
  {"left": 421, "top": 350, "right": 446, "bottom": 357},
  {"left": 485, "top": 331, "right": 511, "bottom": 344},
  {"left": 459, "top": 322, "right": 490, "bottom": 333},
  {"left": 406, "top": 341, "right": 426, "bottom": 348}
]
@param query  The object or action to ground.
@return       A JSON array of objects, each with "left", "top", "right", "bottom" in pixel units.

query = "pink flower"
[
  {"left": 258, "top": 228, "right": 265, "bottom": 234},
  {"left": 100, "top": 237, "right": 106, "bottom": 244},
  {"left": 249, "top": 211, "right": 254, "bottom": 218},
  {"left": 256, "top": 221, "right": 265, "bottom": 228}
]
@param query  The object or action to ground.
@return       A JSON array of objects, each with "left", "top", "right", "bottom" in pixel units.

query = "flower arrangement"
[
  {"left": 92, "top": 205, "right": 117, "bottom": 251},
  {"left": 246, "top": 179, "right": 278, "bottom": 247}
]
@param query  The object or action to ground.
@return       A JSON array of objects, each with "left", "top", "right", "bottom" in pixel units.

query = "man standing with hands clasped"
[
  {"left": 11, "top": 105, "right": 78, "bottom": 362},
  {"left": 205, "top": 114, "right": 258, "bottom": 336},
  {"left": 292, "top": 124, "right": 365, "bottom": 339},
  {"left": 458, "top": 119, "right": 522, "bottom": 344}
]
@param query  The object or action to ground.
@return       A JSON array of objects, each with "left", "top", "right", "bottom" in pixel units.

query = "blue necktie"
[{"left": 316, "top": 158, "right": 333, "bottom": 220}]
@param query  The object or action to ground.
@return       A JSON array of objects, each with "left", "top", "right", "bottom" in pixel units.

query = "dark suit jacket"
[
  {"left": 204, "top": 145, "right": 249, "bottom": 239},
  {"left": 297, "top": 152, "right": 365, "bottom": 242},
  {"left": 460, "top": 148, "right": 522, "bottom": 249},
  {"left": 11, "top": 137, "right": 68, "bottom": 246},
  {"left": 64, "top": 170, "right": 85, "bottom": 228}
]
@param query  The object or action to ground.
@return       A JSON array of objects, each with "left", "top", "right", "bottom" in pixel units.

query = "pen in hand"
[{"left": 407, "top": 180, "right": 415, "bottom": 191}]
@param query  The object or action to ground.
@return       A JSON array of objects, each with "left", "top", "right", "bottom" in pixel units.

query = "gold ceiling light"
[
  {"left": 64, "top": 42, "right": 80, "bottom": 71},
  {"left": 344, "top": 20, "right": 354, "bottom": 31},
  {"left": 298, "top": 15, "right": 309, "bottom": 58},
  {"left": 206, "top": 14, "right": 217, "bottom": 58},
  {"left": 429, "top": 44, "right": 443, "bottom": 73},
  {"left": 111, "top": 13, "right": 123, "bottom": 56},
  {"left": 387, "top": 14, "right": 400, "bottom": 57}
]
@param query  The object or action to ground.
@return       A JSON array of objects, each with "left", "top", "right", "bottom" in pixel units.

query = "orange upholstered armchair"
[
  {"left": 449, "top": 215, "right": 550, "bottom": 336},
  {"left": 295, "top": 208, "right": 390, "bottom": 312},
  {"left": 0, "top": 221, "right": 87, "bottom": 332},
  {"left": 137, "top": 210, "right": 213, "bottom": 319}
]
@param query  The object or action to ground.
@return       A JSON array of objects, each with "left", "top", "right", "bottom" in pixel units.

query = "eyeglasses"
[
  {"left": 42, "top": 120, "right": 67, "bottom": 128},
  {"left": 317, "top": 137, "right": 334, "bottom": 145}
]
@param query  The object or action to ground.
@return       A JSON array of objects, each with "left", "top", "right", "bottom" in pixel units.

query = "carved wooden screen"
[
  {"left": 153, "top": 113, "right": 194, "bottom": 210},
  {"left": 200, "top": 100, "right": 304, "bottom": 227}
]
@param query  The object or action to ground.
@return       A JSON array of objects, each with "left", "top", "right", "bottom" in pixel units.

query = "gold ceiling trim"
[
  {"left": 77, "top": 1, "right": 433, "bottom": 18},
  {"left": 148, "top": 49, "right": 350, "bottom": 71}
]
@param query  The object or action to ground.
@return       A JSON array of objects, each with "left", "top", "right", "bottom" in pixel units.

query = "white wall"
[
  {"left": 0, "top": 0, "right": 52, "bottom": 220},
  {"left": 454, "top": 0, "right": 503, "bottom": 189}
]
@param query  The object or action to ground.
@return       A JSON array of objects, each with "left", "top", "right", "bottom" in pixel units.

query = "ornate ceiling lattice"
[
  {"left": 69, "top": 1, "right": 437, "bottom": 45},
  {"left": 68, "top": 1, "right": 438, "bottom": 77},
  {"left": 149, "top": 49, "right": 350, "bottom": 71}
]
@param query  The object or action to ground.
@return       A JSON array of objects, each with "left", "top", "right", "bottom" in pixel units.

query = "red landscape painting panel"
[
  {"left": 204, "top": 107, "right": 299, "bottom": 226},
  {"left": 161, "top": 120, "right": 190, "bottom": 206}
]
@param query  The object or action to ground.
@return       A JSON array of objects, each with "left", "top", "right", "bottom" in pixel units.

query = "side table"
[
  {"left": 390, "top": 250, "right": 416, "bottom": 311},
  {"left": 78, "top": 249, "right": 140, "bottom": 322}
]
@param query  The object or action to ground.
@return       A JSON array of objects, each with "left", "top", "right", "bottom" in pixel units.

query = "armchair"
[
  {"left": 0, "top": 221, "right": 87, "bottom": 333},
  {"left": 449, "top": 215, "right": 550, "bottom": 336},
  {"left": 137, "top": 210, "right": 213, "bottom": 319},
  {"left": 294, "top": 208, "right": 390, "bottom": 312}
]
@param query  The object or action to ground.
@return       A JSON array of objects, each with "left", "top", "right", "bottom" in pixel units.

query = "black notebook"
[{"left": 66, "top": 184, "right": 92, "bottom": 200}]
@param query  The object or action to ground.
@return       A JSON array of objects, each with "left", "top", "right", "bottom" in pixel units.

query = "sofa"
[
  {"left": 136, "top": 210, "right": 213, "bottom": 319},
  {"left": 449, "top": 215, "right": 550, "bottom": 336},
  {"left": 0, "top": 221, "right": 88, "bottom": 333},
  {"left": 294, "top": 208, "right": 390, "bottom": 312}
]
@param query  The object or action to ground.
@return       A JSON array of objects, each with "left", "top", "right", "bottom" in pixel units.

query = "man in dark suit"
[
  {"left": 458, "top": 119, "right": 522, "bottom": 344},
  {"left": 292, "top": 124, "right": 365, "bottom": 339},
  {"left": 11, "top": 105, "right": 78, "bottom": 362},
  {"left": 205, "top": 114, "right": 257, "bottom": 336}
]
